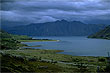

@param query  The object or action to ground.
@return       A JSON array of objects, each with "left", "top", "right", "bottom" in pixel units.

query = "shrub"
[{"left": 98, "top": 57, "right": 106, "bottom": 62}]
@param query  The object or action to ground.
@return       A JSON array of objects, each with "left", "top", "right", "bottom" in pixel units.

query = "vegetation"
[
  {"left": 1, "top": 49, "right": 109, "bottom": 72},
  {"left": 0, "top": 29, "right": 110, "bottom": 72},
  {"left": 88, "top": 25, "right": 110, "bottom": 40},
  {"left": 0, "top": 38, "right": 27, "bottom": 50},
  {"left": 0, "top": 53, "right": 64, "bottom": 72},
  {"left": 0, "top": 30, "right": 32, "bottom": 40},
  {"left": 0, "top": 30, "right": 29, "bottom": 50},
  {"left": 0, "top": 30, "right": 57, "bottom": 50},
  {"left": 18, "top": 39, "right": 59, "bottom": 42}
]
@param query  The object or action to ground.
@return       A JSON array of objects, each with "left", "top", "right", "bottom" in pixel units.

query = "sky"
[{"left": 1, "top": 0, "right": 110, "bottom": 26}]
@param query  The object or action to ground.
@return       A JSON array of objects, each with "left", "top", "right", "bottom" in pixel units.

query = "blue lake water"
[{"left": 22, "top": 36, "right": 110, "bottom": 57}]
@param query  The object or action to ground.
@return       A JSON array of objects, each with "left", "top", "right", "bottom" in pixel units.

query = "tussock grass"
[{"left": 1, "top": 49, "right": 107, "bottom": 72}]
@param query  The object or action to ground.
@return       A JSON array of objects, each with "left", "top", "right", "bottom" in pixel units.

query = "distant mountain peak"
[
  {"left": 55, "top": 20, "right": 84, "bottom": 24},
  {"left": 60, "top": 19, "right": 68, "bottom": 22},
  {"left": 55, "top": 19, "right": 68, "bottom": 23},
  {"left": 29, "top": 20, "right": 84, "bottom": 25}
]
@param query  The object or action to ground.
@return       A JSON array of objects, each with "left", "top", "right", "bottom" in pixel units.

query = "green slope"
[
  {"left": 0, "top": 30, "right": 32, "bottom": 40},
  {"left": 0, "top": 30, "right": 31, "bottom": 50},
  {"left": 88, "top": 25, "right": 110, "bottom": 40}
]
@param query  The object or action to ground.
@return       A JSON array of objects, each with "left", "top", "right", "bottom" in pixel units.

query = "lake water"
[{"left": 22, "top": 36, "right": 110, "bottom": 57}]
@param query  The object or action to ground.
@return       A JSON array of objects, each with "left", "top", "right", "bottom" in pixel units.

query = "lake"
[{"left": 22, "top": 36, "right": 110, "bottom": 57}]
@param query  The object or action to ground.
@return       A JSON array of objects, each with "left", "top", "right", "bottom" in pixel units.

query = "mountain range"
[
  {"left": 88, "top": 25, "right": 110, "bottom": 40},
  {"left": 2, "top": 20, "right": 107, "bottom": 36}
]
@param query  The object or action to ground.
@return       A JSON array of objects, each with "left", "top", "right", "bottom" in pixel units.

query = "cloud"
[{"left": 1, "top": 0, "right": 110, "bottom": 26}]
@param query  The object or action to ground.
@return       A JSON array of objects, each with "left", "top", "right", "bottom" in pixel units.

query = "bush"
[{"left": 98, "top": 57, "right": 106, "bottom": 62}]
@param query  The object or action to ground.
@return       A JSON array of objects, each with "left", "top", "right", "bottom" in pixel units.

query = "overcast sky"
[{"left": 1, "top": 0, "right": 110, "bottom": 26}]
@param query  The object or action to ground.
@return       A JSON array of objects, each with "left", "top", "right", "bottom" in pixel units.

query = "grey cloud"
[
  {"left": 2, "top": 1, "right": 110, "bottom": 11},
  {"left": 1, "top": 0, "right": 110, "bottom": 25}
]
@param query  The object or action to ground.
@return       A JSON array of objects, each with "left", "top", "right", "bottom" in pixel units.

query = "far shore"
[{"left": 19, "top": 39, "right": 60, "bottom": 42}]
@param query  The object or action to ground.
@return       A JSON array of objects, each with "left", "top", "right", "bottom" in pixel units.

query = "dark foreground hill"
[
  {"left": 5, "top": 20, "right": 106, "bottom": 36},
  {"left": 88, "top": 25, "right": 110, "bottom": 40}
]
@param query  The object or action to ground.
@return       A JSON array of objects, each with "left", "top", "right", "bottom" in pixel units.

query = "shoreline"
[
  {"left": 1, "top": 48, "right": 106, "bottom": 58},
  {"left": 1, "top": 30, "right": 109, "bottom": 72},
  {"left": 19, "top": 39, "right": 60, "bottom": 42},
  {"left": 1, "top": 48, "right": 108, "bottom": 72}
]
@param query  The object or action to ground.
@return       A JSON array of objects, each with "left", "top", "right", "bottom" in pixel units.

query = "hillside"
[
  {"left": 0, "top": 30, "right": 32, "bottom": 40},
  {"left": 88, "top": 25, "right": 110, "bottom": 40},
  {"left": 4, "top": 20, "right": 106, "bottom": 36},
  {"left": 0, "top": 30, "right": 31, "bottom": 50}
]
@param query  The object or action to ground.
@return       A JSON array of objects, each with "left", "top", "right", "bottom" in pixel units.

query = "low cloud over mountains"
[{"left": 1, "top": 0, "right": 110, "bottom": 26}]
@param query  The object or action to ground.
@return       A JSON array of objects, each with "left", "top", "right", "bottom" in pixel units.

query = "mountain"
[
  {"left": 88, "top": 25, "right": 110, "bottom": 40},
  {"left": 3, "top": 20, "right": 106, "bottom": 36}
]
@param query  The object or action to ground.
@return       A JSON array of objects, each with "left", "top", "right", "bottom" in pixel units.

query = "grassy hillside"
[
  {"left": 0, "top": 30, "right": 57, "bottom": 50},
  {"left": 0, "top": 53, "right": 65, "bottom": 73},
  {"left": 1, "top": 49, "right": 110, "bottom": 72},
  {"left": 88, "top": 25, "right": 110, "bottom": 40},
  {"left": 0, "top": 30, "right": 31, "bottom": 50},
  {"left": 0, "top": 30, "right": 32, "bottom": 40}
]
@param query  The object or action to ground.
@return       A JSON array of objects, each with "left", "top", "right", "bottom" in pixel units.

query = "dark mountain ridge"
[
  {"left": 88, "top": 25, "right": 110, "bottom": 40},
  {"left": 3, "top": 20, "right": 106, "bottom": 36}
]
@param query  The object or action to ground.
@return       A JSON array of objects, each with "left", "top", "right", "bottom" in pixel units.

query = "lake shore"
[
  {"left": 1, "top": 46, "right": 109, "bottom": 72},
  {"left": 1, "top": 30, "right": 109, "bottom": 72},
  {"left": 19, "top": 39, "right": 60, "bottom": 42},
  {"left": 20, "top": 36, "right": 110, "bottom": 57}
]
